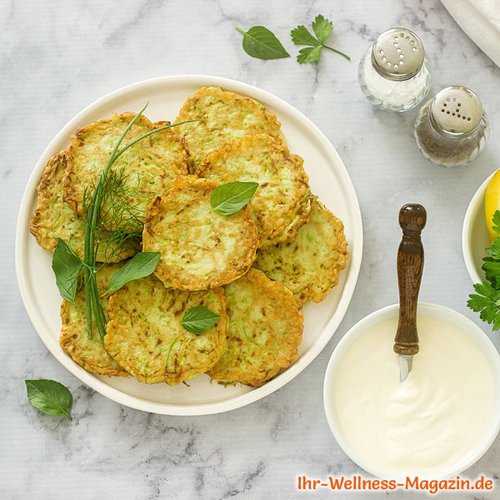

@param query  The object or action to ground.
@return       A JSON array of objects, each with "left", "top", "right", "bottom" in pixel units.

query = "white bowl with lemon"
[{"left": 463, "top": 170, "right": 499, "bottom": 284}]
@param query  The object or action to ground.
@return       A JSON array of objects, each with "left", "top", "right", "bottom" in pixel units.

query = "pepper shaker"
[
  {"left": 414, "top": 86, "right": 489, "bottom": 167},
  {"left": 358, "top": 28, "right": 432, "bottom": 112}
]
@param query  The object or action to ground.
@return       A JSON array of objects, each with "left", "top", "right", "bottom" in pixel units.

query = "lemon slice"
[{"left": 485, "top": 169, "right": 500, "bottom": 240}]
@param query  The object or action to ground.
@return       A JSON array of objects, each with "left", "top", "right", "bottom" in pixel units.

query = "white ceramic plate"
[
  {"left": 463, "top": 173, "right": 493, "bottom": 284},
  {"left": 16, "top": 75, "right": 363, "bottom": 415}
]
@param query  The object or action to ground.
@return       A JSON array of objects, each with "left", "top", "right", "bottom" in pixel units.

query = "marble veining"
[{"left": 1, "top": 0, "right": 499, "bottom": 498}]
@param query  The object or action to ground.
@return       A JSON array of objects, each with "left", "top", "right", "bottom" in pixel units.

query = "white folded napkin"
[{"left": 441, "top": 0, "right": 500, "bottom": 67}]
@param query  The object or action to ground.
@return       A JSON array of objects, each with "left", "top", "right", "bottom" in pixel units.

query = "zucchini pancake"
[
  {"left": 197, "top": 134, "right": 311, "bottom": 247},
  {"left": 30, "top": 150, "right": 138, "bottom": 262},
  {"left": 176, "top": 86, "right": 284, "bottom": 170},
  {"left": 104, "top": 274, "right": 227, "bottom": 385},
  {"left": 60, "top": 264, "right": 130, "bottom": 377},
  {"left": 208, "top": 269, "right": 303, "bottom": 387},
  {"left": 142, "top": 176, "right": 259, "bottom": 290},
  {"left": 64, "top": 112, "right": 189, "bottom": 233},
  {"left": 254, "top": 198, "right": 349, "bottom": 307},
  {"left": 31, "top": 86, "right": 350, "bottom": 390}
]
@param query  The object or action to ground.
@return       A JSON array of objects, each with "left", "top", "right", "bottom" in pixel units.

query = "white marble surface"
[{"left": 1, "top": 1, "right": 500, "bottom": 498}]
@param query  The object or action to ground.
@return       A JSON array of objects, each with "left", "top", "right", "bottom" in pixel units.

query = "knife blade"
[{"left": 399, "top": 354, "right": 413, "bottom": 382}]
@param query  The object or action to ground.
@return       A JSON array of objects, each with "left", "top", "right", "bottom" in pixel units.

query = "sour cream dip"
[{"left": 324, "top": 303, "right": 500, "bottom": 478}]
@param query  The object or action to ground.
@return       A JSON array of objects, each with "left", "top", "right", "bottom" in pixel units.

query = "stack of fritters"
[{"left": 30, "top": 86, "right": 349, "bottom": 388}]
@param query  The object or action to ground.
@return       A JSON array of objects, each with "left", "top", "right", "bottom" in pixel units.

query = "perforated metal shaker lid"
[
  {"left": 429, "top": 86, "right": 483, "bottom": 138},
  {"left": 371, "top": 28, "right": 425, "bottom": 81}
]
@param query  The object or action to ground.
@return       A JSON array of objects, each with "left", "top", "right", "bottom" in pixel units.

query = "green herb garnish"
[
  {"left": 467, "top": 210, "right": 500, "bottom": 329},
  {"left": 52, "top": 239, "right": 83, "bottom": 303},
  {"left": 25, "top": 379, "right": 73, "bottom": 420},
  {"left": 106, "top": 252, "right": 161, "bottom": 295},
  {"left": 51, "top": 105, "right": 194, "bottom": 340},
  {"left": 82, "top": 109, "right": 189, "bottom": 339},
  {"left": 98, "top": 167, "right": 147, "bottom": 238},
  {"left": 235, "top": 26, "right": 290, "bottom": 60},
  {"left": 468, "top": 282, "right": 500, "bottom": 330},
  {"left": 181, "top": 306, "right": 221, "bottom": 334},
  {"left": 291, "top": 14, "right": 350, "bottom": 64},
  {"left": 210, "top": 181, "right": 259, "bottom": 216},
  {"left": 482, "top": 240, "right": 500, "bottom": 289}
]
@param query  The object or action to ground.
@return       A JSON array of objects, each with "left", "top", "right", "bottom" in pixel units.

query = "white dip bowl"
[{"left": 323, "top": 303, "right": 500, "bottom": 479}]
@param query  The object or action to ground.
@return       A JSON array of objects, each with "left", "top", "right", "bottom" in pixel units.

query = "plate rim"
[{"left": 15, "top": 74, "right": 363, "bottom": 416}]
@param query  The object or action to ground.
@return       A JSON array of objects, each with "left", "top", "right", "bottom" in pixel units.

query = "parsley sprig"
[
  {"left": 467, "top": 210, "right": 500, "bottom": 329},
  {"left": 291, "top": 14, "right": 350, "bottom": 64}
]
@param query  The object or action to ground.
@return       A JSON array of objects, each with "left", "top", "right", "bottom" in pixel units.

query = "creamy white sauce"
[{"left": 331, "top": 314, "right": 496, "bottom": 476}]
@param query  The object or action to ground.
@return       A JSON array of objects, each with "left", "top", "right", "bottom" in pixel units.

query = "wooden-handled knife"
[{"left": 394, "top": 203, "right": 426, "bottom": 382}]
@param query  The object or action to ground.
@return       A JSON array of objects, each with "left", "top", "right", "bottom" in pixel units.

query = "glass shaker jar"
[
  {"left": 358, "top": 28, "right": 431, "bottom": 112},
  {"left": 414, "top": 86, "right": 489, "bottom": 167}
]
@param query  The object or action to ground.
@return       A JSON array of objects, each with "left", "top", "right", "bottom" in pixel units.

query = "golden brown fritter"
[
  {"left": 176, "top": 86, "right": 284, "bottom": 170},
  {"left": 198, "top": 135, "right": 311, "bottom": 247},
  {"left": 30, "top": 150, "right": 138, "bottom": 262},
  {"left": 254, "top": 198, "right": 349, "bottom": 307},
  {"left": 142, "top": 176, "right": 259, "bottom": 290},
  {"left": 208, "top": 269, "right": 303, "bottom": 387},
  {"left": 60, "top": 264, "right": 130, "bottom": 377},
  {"left": 104, "top": 274, "right": 227, "bottom": 385},
  {"left": 64, "top": 112, "right": 189, "bottom": 233}
]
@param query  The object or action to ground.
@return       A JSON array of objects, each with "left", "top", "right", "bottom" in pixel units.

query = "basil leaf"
[
  {"left": 291, "top": 25, "right": 320, "bottom": 47},
  {"left": 312, "top": 14, "right": 333, "bottom": 43},
  {"left": 52, "top": 239, "right": 83, "bottom": 302},
  {"left": 106, "top": 252, "right": 160, "bottom": 294},
  {"left": 182, "top": 306, "right": 221, "bottom": 334},
  {"left": 25, "top": 379, "right": 73, "bottom": 419},
  {"left": 236, "top": 26, "right": 290, "bottom": 60},
  {"left": 210, "top": 181, "right": 259, "bottom": 216}
]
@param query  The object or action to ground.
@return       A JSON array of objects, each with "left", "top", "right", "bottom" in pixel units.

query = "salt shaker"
[
  {"left": 358, "top": 28, "right": 431, "bottom": 112},
  {"left": 414, "top": 86, "right": 489, "bottom": 167}
]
